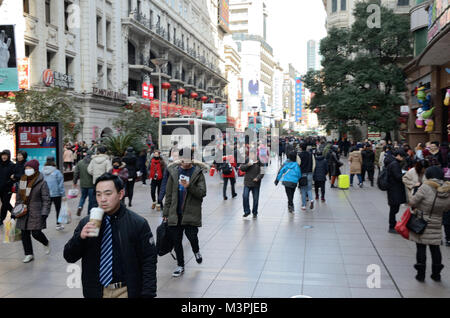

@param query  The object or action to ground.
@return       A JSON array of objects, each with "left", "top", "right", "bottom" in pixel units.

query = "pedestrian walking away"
[
  {"left": 313, "top": 151, "right": 328, "bottom": 202},
  {"left": 386, "top": 149, "right": 408, "bottom": 233},
  {"left": 64, "top": 173, "right": 157, "bottom": 298},
  {"left": 361, "top": 143, "right": 375, "bottom": 187},
  {"left": 12, "top": 159, "right": 51, "bottom": 263},
  {"left": 348, "top": 146, "right": 363, "bottom": 187},
  {"left": 122, "top": 147, "right": 138, "bottom": 207},
  {"left": 42, "top": 156, "right": 66, "bottom": 231},
  {"left": 408, "top": 166, "right": 450, "bottom": 282},
  {"left": 275, "top": 151, "right": 301, "bottom": 213},
  {"left": 215, "top": 154, "right": 238, "bottom": 200},
  {"left": 297, "top": 143, "right": 315, "bottom": 210},
  {"left": 74, "top": 150, "right": 96, "bottom": 216},
  {"left": 87, "top": 146, "right": 112, "bottom": 184},
  {"left": 162, "top": 148, "right": 207, "bottom": 277}
]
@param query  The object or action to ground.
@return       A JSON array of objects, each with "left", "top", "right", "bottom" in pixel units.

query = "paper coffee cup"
[{"left": 89, "top": 207, "right": 104, "bottom": 237}]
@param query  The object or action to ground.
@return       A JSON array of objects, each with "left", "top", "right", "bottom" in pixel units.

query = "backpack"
[
  {"left": 222, "top": 162, "right": 232, "bottom": 175},
  {"left": 377, "top": 168, "right": 390, "bottom": 191}
]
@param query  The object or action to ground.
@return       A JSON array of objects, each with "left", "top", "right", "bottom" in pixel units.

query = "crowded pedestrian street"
[{"left": 0, "top": 159, "right": 449, "bottom": 298}]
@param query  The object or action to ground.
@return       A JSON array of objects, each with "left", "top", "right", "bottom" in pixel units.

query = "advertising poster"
[
  {"left": 0, "top": 25, "right": 19, "bottom": 92},
  {"left": 295, "top": 77, "right": 303, "bottom": 122},
  {"left": 202, "top": 103, "right": 215, "bottom": 121},
  {"left": 215, "top": 103, "right": 227, "bottom": 124},
  {"left": 17, "top": 57, "right": 29, "bottom": 90},
  {"left": 219, "top": 0, "right": 230, "bottom": 33},
  {"left": 15, "top": 123, "right": 62, "bottom": 171}
]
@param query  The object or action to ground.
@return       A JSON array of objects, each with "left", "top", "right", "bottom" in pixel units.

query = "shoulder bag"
[{"left": 406, "top": 191, "right": 438, "bottom": 235}]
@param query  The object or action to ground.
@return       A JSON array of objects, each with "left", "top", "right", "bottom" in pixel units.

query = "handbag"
[
  {"left": 67, "top": 188, "right": 79, "bottom": 199},
  {"left": 11, "top": 203, "right": 28, "bottom": 219},
  {"left": 298, "top": 176, "right": 308, "bottom": 187},
  {"left": 407, "top": 192, "right": 438, "bottom": 235},
  {"left": 395, "top": 208, "right": 412, "bottom": 239}
]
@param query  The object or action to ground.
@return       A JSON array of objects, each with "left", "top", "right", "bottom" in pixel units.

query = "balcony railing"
[{"left": 128, "top": 10, "right": 224, "bottom": 78}]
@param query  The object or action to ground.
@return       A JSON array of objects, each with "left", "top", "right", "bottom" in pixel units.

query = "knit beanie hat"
[{"left": 25, "top": 159, "right": 40, "bottom": 171}]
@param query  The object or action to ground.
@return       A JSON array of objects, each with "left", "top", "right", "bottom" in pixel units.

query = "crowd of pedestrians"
[{"left": 1, "top": 133, "right": 450, "bottom": 297}]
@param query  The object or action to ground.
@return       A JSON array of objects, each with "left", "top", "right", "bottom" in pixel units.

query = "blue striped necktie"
[{"left": 99, "top": 215, "right": 113, "bottom": 287}]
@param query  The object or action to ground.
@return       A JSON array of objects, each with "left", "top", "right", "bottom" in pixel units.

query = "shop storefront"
[{"left": 405, "top": 0, "right": 450, "bottom": 145}]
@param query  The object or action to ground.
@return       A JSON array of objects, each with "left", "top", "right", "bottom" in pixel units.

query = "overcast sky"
[{"left": 265, "top": 0, "right": 327, "bottom": 75}]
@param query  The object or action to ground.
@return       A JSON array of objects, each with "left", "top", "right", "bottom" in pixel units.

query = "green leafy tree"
[
  {"left": 112, "top": 103, "right": 158, "bottom": 145},
  {"left": 303, "top": 0, "right": 412, "bottom": 135},
  {"left": 0, "top": 88, "right": 82, "bottom": 140},
  {"left": 102, "top": 133, "right": 142, "bottom": 157}
]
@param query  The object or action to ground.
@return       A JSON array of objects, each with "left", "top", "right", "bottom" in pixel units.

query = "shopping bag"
[
  {"left": 156, "top": 221, "right": 175, "bottom": 258},
  {"left": 209, "top": 167, "right": 215, "bottom": 176},
  {"left": 67, "top": 188, "right": 79, "bottom": 199},
  {"left": 3, "top": 215, "right": 22, "bottom": 243},
  {"left": 57, "top": 202, "right": 72, "bottom": 224},
  {"left": 395, "top": 208, "right": 411, "bottom": 239}
]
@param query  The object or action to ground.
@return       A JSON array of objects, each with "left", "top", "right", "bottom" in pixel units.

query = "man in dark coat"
[
  {"left": 64, "top": 173, "right": 157, "bottom": 298},
  {"left": 386, "top": 149, "right": 407, "bottom": 233},
  {"left": 239, "top": 152, "right": 264, "bottom": 217},
  {"left": 313, "top": 152, "right": 328, "bottom": 201},
  {"left": 0, "top": 149, "right": 16, "bottom": 224},
  {"left": 361, "top": 143, "right": 376, "bottom": 187},
  {"left": 122, "top": 147, "right": 138, "bottom": 207}
]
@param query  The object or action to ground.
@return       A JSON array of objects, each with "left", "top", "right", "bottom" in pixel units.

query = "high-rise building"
[
  {"left": 229, "top": 0, "right": 275, "bottom": 128},
  {"left": 307, "top": 40, "right": 317, "bottom": 71}
]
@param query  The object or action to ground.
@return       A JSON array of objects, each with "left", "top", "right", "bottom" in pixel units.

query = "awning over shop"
[{"left": 417, "top": 24, "right": 450, "bottom": 66}]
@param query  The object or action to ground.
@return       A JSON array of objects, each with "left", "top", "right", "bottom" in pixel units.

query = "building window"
[
  {"left": 45, "top": 0, "right": 51, "bottom": 24},
  {"left": 332, "top": 0, "right": 337, "bottom": 12},
  {"left": 137, "top": 0, "right": 141, "bottom": 13},
  {"left": 157, "top": 15, "right": 161, "bottom": 27},
  {"left": 341, "top": 0, "right": 346, "bottom": 11},
  {"left": 64, "top": 0, "right": 70, "bottom": 31},
  {"left": 397, "top": 0, "right": 409, "bottom": 5},
  {"left": 173, "top": 27, "right": 176, "bottom": 44},
  {"left": 150, "top": 10, "right": 153, "bottom": 26},
  {"left": 167, "top": 23, "right": 171, "bottom": 41},
  {"left": 128, "top": 41, "right": 136, "bottom": 65},
  {"left": 97, "top": 16, "right": 102, "bottom": 45},
  {"left": 106, "top": 20, "right": 112, "bottom": 49},
  {"left": 107, "top": 68, "right": 112, "bottom": 90},
  {"left": 97, "top": 64, "right": 104, "bottom": 87},
  {"left": 65, "top": 56, "right": 73, "bottom": 76},
  {"left": 25, "top": 44, "right": 33, "bottom": 58},
  {"left": 46, "top": 51, "right": 55, "bottom": 69},
  {"left": 23, "top": 0, "right": 30, "bottom": 14}
]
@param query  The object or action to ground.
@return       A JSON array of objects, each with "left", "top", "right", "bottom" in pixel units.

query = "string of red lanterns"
[{"left": 161, "top": 82, "right": 171, "bottom": 90}]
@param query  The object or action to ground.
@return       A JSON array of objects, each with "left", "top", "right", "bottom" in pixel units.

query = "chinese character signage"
[
  {"left": 295, "top": 77, "right": 302, "bottom": 122},
  {"left": 17, "top": 57, "right": 29, "bottom": 90},
  {"left": 0, "top": 25, "right": 19, "bottom": 92},
  {"left": 15, "top": 122, "right": 63, "bottom": 171},
  {"left": 42, "top": 69, "right": 74, "bottom": 89}
]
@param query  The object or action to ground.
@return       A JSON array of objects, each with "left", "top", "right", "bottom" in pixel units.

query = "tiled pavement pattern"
[{"left": 0, "top": 157, "right": 449, "bottom": 298}]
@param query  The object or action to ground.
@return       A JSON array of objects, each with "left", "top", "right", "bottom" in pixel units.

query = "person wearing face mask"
[
  {"left": 0, "top": 149, "right": 16, "bottom": 224},
  {"left": 149, "top": 151, "right": 166, "bottom": 211},
  {"left": 108, "top": 158, "right": 129, "bottom": 198},
  {"left": 13, "top": 160, "right": 51, "bottom": 263}
]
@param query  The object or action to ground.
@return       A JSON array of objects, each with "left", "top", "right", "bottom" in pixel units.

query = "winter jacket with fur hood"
[{"left": 409, "top": 179, "right": 450, "bottom": 245}]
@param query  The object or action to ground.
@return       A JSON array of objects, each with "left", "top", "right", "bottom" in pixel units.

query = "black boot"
[
  {"left": 431, "top": 264, "right": 444, "bottom": 282},
  {"left": 414, "top": 263, "right": 426, "bottom": 282}
]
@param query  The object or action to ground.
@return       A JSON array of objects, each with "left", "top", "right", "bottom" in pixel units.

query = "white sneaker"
[
  {"left": 44, "top": 242, "right": 51, "bottom": 255},
  {"left": 301, "top": 206, "right": 307, "bottom": 211},
  {"left": 56, "top": 224, "right": 64, "bottom": 231},
  {"left": 172, "top": 266, "right": 185, "bottom": 277},
  {"left": 22, "top": 255, "right": 34, "bottom": 263}
]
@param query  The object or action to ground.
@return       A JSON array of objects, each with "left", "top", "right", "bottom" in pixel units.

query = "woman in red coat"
[{"left": 149, "top": 150, "right": 166, "bottom": 211}]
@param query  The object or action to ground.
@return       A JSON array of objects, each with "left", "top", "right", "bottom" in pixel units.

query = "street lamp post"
[{"left": 151, "top": 58, "right": 168, "bottom": 151}]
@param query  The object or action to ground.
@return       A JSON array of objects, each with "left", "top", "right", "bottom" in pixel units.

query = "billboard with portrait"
[
  {"left": 0, "top": 24, "right": 19, "bottom": 92},
  {"left": 15, "top": 122, "right": 63, "bottom": 171}
]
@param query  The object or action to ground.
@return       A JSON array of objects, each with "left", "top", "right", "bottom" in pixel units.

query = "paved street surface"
[{"left": 0, "top": 158, "right": 449, "bottom": 298}]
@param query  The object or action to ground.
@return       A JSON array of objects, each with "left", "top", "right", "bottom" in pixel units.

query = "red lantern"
[
  {"left": 161, "top": 82, "right": 171, "bottom": 90},
  {"left": 177, "top": 88, "right": 186, "bottom": 95},
  {"left": 226, "top": 105, "right": 229, "bottom": 109},
  {"left": 190, "top": 92, "right": 198, "bottom": 99},
  {"left": 371, "top": 105, "right": 377, "bottom": 110},
  {"left": 201, "top": 96, "right": 208, "bottom": 102},
  {"left": 210, "top": 99, "right": 215, "bottom": 103}
]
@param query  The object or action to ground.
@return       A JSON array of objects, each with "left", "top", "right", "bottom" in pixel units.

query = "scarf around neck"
[{"left": 19, "top": 172, "right": 39, "bottom": 206}]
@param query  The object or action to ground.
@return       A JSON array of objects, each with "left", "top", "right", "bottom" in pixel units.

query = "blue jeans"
[
  {"left": 350, "top": 174, "right": 362, "bottom": 185},
  {"left": 78, "top": 187, "right": 96, "bottom": 215},
  {"left": 300, "top": 172, "right": 313, "bottom": 207},
  {"left": 243, "top": 186, "right": 260, "bottom": 215}
]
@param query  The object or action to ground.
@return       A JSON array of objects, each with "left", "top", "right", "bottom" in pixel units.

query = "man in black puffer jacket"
[
  {"left": 313, "top": 152, "right": 328, "bottom": 202},
  {"left": 122, "top": 147, "right": 138, "bottom": 207},
  {"left": 0, "top": 149, "right": 16, "bottom": 224},
  {"left": 361, "top": 143, "right": 375, "bottom": 187},
  {"left": 64, "top": 173, "right": 157, "bottom": 298}
]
